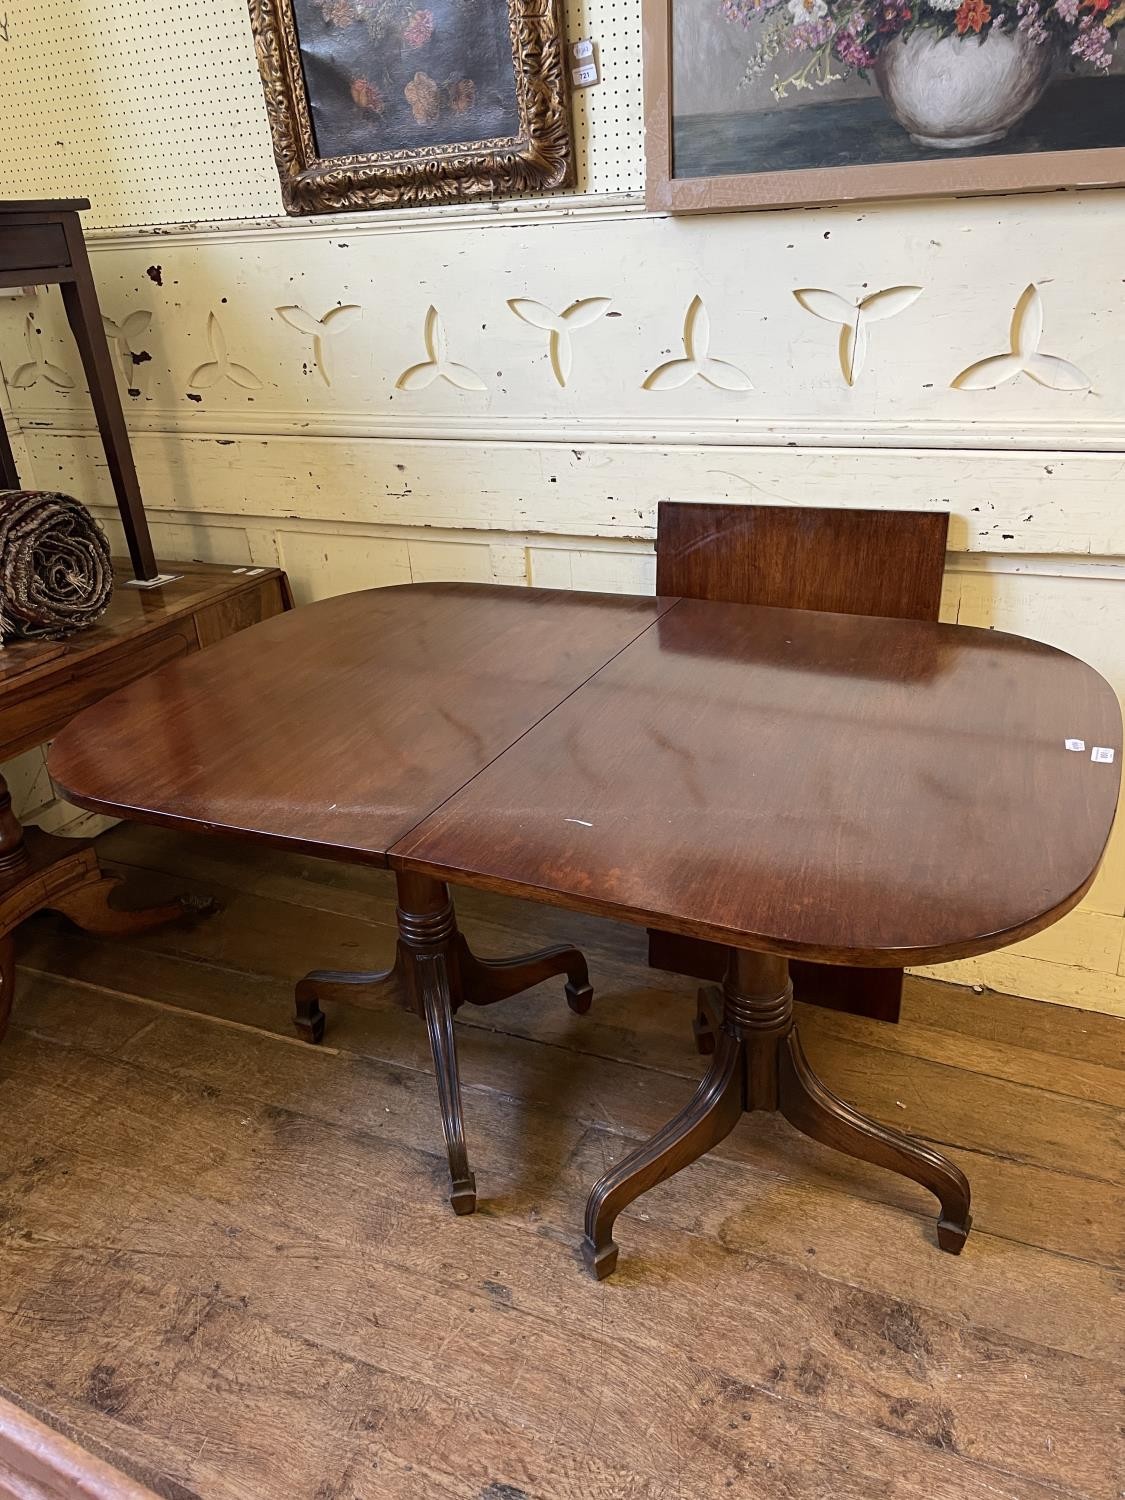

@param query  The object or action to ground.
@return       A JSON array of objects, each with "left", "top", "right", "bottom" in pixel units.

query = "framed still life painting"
[
  {"left": 644, "top": 0, "right": 1125, "bottom": 209},
  {"left": 249, "top": 0, "right": 573, "bottom": 211}
]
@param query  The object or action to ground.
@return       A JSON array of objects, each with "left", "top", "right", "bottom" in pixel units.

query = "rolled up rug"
[{"left": 0, "top": 489, "right": 113, "bottom": 642}]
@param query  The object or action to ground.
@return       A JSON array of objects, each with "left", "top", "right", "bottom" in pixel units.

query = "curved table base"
[
  {"left": 583, "top": 949, "right": 970, "bottom": 1279},
  {"left": 295, "top": 871, "right": 592, "bottom": 1214},
  {"left": 0, "top": 817, "right": 214, "bottom": 1048}
]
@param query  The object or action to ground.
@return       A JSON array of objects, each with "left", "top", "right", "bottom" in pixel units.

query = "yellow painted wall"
[{"left": 0, "top": 0, "right": 1122, "bottom": 1013}]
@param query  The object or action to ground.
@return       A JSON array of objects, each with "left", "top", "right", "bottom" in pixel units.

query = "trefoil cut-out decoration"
[
  {"left": 103, "top": 309, "right": 153, "bottom": 394},
  {"left": 396, "top": 306, "right": 486, "bottom": 392},
  {"left": 643, "top": 297, "right": 753, "bottom": 392},
  {"left": 793, "top": 285, "right": 922, "bottom": 387},
  {"left": 508, "top": 297, "right": 612, "bottom": 387},
  {"left": 11, "top": 311, "right": 74, "bottom": 390},
  {"left": 189, "top": 313, "right": 263, "bottom": 392},
  {"left": 276, "top": 303, "right": 361, "bottom": 387},
  {"left": 952, "top": 285, "right": 1090, "bottom": 392}
]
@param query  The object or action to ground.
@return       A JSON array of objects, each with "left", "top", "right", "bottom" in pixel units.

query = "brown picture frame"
[
  {"left": 249, "top": 0, "right": 573, "bottom": 213},
  {"left": 643, "top": 0, "right": 1125, "bottom": 214}
]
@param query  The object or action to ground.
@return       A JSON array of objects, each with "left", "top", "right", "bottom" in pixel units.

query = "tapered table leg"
[
  {"left": 293, "top": 959, "right": 402, "bottom": 1045},
  {"left": 60, "top": 216, "right": 157, "bottom": 581},
  {"left": 456, "top": 939, "right": 592, "bottom": 1014},
  {"left": 582, "top": 946, "right": 971, "bottom": 1277},
  {"left": 0, "top": 409, "right": 19, "bottom": 490},
  {"left": 417, "top": 949, "right": 477, "bottom": 1214},
  {"left": 395, "top": 873, "right": 479, "bottom": 1214}
]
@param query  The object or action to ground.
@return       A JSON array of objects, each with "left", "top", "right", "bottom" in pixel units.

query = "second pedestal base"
[
  {"left": 294, "top": 871, "right": 593, "bottom": 1215},
  {"left": 583, "top": 948, "right": 971, "bottom": 1279}
]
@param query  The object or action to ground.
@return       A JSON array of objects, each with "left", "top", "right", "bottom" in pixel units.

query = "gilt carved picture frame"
[
  {"left": 249, "top": 0, "right": 574, "bottom": 212},
  {"left": 645, "top": 0, "right": 1125, "bottom": 213}
]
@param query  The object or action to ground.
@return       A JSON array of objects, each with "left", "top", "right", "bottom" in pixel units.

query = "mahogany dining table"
[{"left": 47, "top": 582, "right": 1121, "bottom": 1279}]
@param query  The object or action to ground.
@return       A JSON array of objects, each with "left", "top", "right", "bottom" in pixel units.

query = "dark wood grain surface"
[
  {"left": 49, "top": 583, "right": 672, "bottom": 867},
  {"left": 51, "top": 581, "right": 1121, "bottom": 963},
  {"left": 395, "top": 594, "right": 1121, "bottom": 965},
  {"left": 655, "top": 501, "right": 948, "bottom": 621},
  {"left": 652, "top": 501, "right": 950, "bottom": 1021},
  {"left": 0, "top": 562, "right": 291, "bottom": 763}
]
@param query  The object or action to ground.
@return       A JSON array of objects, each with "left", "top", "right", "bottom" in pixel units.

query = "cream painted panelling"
[
  {"left": 3, "top": 195, "right": 1123, "bottom": 458},
  {"left": 24, "top": 426, "right": 1125, "bottom": 557}
]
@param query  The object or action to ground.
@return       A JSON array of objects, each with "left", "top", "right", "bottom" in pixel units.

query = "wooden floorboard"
[{"left": 2, "top": 826, "right": 1122, "bottom": 1500}]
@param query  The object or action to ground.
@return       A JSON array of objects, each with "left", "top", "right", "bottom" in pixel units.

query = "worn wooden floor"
[{"left": 0, "top": 825, "right": 1122, "bottom": 1500}]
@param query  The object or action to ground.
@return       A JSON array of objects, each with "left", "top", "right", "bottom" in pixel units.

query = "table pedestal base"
[
  {"left": 582, "top": 947, "right": 971, "bottom": 1280},
  {"left": 293, "top": 871, "right": 593, "bottom": 1215},
  {"left": 0, "top": 781, "right": 212, "bottom": 1048}
]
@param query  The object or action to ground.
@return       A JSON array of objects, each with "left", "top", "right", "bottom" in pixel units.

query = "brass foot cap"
[
  {"left": 294, "top": 1012, "right": 326, "bottom": 1046},
  {"left": 450, "top": 1177, "right": 477, "bottom": 1216},
  {"left": 582, "top": 1235, "right": 618, "bottom": 1280},
  {"left": 937, "top": 1214, "right": 971, "bottom": 1254},
  {"left": 565, "top": 978, "right": 594, "bottom": 1015}
]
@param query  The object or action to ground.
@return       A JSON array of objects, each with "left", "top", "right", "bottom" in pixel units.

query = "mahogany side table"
[{"left": 1, "top": 562, "right": 293, "bottom": 1038}]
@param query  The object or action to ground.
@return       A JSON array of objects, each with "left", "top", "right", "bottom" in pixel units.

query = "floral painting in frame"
[
  {"left": 249, "top": 0, "right": 573, "bottom": 211},
  {"left": 643, "top": 0, "right": 1125, "bottom": 209}
]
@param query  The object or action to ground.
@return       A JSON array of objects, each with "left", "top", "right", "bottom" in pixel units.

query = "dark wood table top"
[
  {"left": 50, "top": 583, "right": 1121, "bottom": 965},
  {"left": 49, "top": 583, "right": 671, "bottom": 866},
  {"left": 397, "top": 595, "right": 1121, "bottom": 965}
]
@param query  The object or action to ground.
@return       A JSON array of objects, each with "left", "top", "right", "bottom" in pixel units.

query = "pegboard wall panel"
[
  {"left": 566, "top": 0, "right": 644, "bottom": 195},
  {"left": 0, "top": 0, "right": 284, "bottom": 225},
  {"left": 0, "top": 0, "right": 642, "bottom": 228}
]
